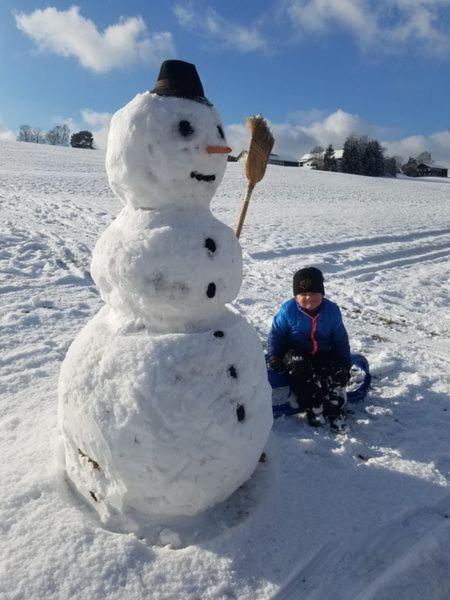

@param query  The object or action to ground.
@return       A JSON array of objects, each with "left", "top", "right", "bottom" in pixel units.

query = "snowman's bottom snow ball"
[{"left": 59, "top": 306, "right": 273, "bottom": 523}]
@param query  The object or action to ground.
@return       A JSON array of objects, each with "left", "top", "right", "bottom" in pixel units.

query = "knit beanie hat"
[{"left": 293, "top": 267, "right": 325, "bottom": 295}]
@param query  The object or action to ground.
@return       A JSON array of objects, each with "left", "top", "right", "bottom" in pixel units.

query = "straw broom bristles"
[{"left": 235, "top": 115, "right": 274, "bottom": 238}]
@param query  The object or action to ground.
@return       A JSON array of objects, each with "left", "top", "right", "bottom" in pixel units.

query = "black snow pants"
[{"left": 285, "top": 351, "right": 349, "bottom": 420}]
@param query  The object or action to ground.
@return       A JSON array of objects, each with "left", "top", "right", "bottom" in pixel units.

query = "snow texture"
[
  {"left": 1, "top": 139, "right": 449, "bottom": 599},
  {"left": 58, "top": 92, "right": 272, "bottom": 525}
]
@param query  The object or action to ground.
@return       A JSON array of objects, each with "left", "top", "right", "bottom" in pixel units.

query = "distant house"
[
  {"left": 268, "top": 153, "right": 299, "bottom": 167},
  {"left": 227, "top": 150, "right": 246, "bottom": 162},
  {"left": 228, "top": 150, "right": 299, "bottom": 167},
  {"left": 417, "top": 163, "right": 448, "bottom": 178},
  {"left": 299, "top": 152, "right": 318, "bottom": 168},
  {"left": 299, "top": 149, "right": 344, "bottom": 170}
]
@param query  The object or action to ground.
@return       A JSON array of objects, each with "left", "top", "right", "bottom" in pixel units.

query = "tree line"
[
  {"left": 17, "top": 124, "right": 94, "bottom": 149},
  {"left": 309, "top": 137, "right": 434, "bottom": 178}
]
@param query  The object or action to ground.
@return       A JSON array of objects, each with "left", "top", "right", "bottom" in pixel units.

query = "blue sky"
[{"left": 1, "top": 0, "right": 450, "bottom": 162}]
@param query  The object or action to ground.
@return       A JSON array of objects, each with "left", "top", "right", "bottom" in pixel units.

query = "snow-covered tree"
[
  {"left": 309, "top": 145, "right": 324, "bottom": 170},
  {"left": 310, "top": 145, "right": 324, "bottom": 155},
  {"left": 416, "top": 151, "right": 432, "bottom": 164},
  {"left": 393, "top": 155, "right": 404, "bottom": 171},
  {"left": 383, "top": 156, "right": 398, "bottom": 177},
  {"left": 47, "top": 124, "right": 70, "bottom": 146},
  {"left": 17, "top": 125, "right": 34, "bottom": 142},
  {"left": 17, "top": 124, "right": 47, "bottom": 144},
  {"left": 34, "top": 128, "right": 46, "bottom": 144},
  {"left": 402, "top": 157, "right": 419, "bottom": 177}
]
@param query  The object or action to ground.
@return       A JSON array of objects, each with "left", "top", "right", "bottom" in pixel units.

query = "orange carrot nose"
[{"left": 207, "top": 145, "right": 232, "bottom": 154}]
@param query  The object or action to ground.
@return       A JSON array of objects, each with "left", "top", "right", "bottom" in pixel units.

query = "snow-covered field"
[{"left": 1, "top": 140, "right": 449, "bottom": 599}]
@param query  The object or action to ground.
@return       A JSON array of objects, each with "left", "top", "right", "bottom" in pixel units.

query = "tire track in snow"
[
  {"left": 250, "top": 227, "right": 450, "bottom": 261},
  {"left": 341, "top": 246, "right": 450, "bottom": 280},
  {"left": 247, "top": 229, "right": 450, "bottom": 284}
]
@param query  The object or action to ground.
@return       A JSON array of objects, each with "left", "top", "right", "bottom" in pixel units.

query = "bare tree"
[
  {"left": 393, "top": 155, "right": 404, "bottom": 171},
  {"left": 416, "top": 151, "right": 432, "bottom": 164},
  {"left": 33, "top": 128, "right": 46, "bottom": 144},
  {"left": 310, "top": 145, "right": 324, "bottom": 155},
  {"left": 402, "top": 157, "right": 419, "bottom": 177},
  {"left": 309, "top": 145, "right": 324, "bottom": 169},
  {"left": 47, "top": 124, "right": 70, "bottom": 146},
  {"left": 17, "top": 125, "right": 34, "bottom": 142}
]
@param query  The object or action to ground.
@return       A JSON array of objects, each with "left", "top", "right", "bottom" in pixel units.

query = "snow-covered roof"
[
  {"left": 418, "top": 162, "right": 448, "bottom": 170},
  {"left": 300, "top": 149, "right": 343, "bottom": 161},
  {"left": 269, "top": 153, "right": 299, "bottom": 163}
]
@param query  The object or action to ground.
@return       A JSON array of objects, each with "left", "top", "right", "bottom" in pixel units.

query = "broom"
[{"left": 235, "top": 115, "right": 274, "bottom": 238}]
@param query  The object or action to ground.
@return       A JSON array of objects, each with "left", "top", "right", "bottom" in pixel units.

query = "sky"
[{"left": 1, "top": 0, "right": 450, "bottom": 164}]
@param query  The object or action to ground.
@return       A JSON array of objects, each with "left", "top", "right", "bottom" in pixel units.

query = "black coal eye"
[
  {"left": 179, "top": 120, "right": 194, "bottom": 137},
  {"left": 217, "top": 125, "right": 225, "bottom": 140}
]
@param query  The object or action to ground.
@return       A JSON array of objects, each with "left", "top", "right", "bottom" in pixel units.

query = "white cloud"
[
  {"left": 303, "top": 108, "right": 385, "bottom": 146},
  {"left": 81, "top": 109, "right": 112, "bottom": 130},
  {"left": 52, "top": 115, "right": 79, "bottom": 132},
  {"left": 226, "top": 108, "right": 450, "bottom": 166},
  {"left": 15, "top": 6, "right": 176, "bottom": 73},
  {"left": 83, "top": 110, "right": 112, "bottom": 150},
  {"left": 0, "top": 118, "right": 16, "bottom": 141},
  {"left": 288, "top": 108, "right": 328, "bottom": 126},
  {"left": 288, "top": 0, "right": 377, "bottom": 45},
  {"left": 387, "top": 1, "right": 450, "bottom": 56},
  {"left": 173, "top": 2, "right": 268, "bottom": 53},
  {"left": 287, "top": 0, "right": 450, "bottom": 57}
]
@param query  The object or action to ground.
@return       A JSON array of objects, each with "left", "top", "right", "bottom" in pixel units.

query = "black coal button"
[
  {"left": 206, "top": 282, "right": 216, "bottom": 298},
  {"left": 213, "top": 330, "right": 224, "bottom": 337},
  {"left": 205, "top": 238, "right": 216, "bottom": 253},
  {"left": 228, "top": 365, "right": 237, "bottom": 378},
  {"left": 236, "top": 405, "right": 245, "bottom": 422}
]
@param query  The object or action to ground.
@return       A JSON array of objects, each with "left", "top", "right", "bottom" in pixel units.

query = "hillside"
[{"left": 1, "top": 140, "right": 449, "bottom": 600}]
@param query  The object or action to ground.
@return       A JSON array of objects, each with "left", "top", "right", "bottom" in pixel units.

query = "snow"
[{"left": 1, "top": 139, "right": 450, "bottom": 599}]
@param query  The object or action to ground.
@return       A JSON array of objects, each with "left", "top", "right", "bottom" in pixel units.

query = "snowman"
[{"left": 59, "top": 60, "right": 273, "bottom": 526}]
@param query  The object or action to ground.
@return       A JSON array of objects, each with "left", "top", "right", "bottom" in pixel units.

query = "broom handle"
[{"left": 235, "top": 182, "right": 255, "bottom": 238}]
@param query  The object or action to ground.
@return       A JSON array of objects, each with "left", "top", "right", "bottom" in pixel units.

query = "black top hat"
[{"left": 151, "top": 60, "right": 212, "bottom": 106}]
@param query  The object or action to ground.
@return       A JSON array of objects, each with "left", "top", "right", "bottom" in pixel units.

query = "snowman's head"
[{"left": 105, "top": 92, "right": 231, "bottom": 210}]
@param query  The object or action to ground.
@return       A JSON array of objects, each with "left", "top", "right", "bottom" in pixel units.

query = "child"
[{"left": 267, "top": 267, "right": 351, "bottom": 428}]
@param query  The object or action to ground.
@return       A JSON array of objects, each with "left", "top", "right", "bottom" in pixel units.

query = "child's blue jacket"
[{"left": 268, "top": 297, "right": 351, "bottom": 367}]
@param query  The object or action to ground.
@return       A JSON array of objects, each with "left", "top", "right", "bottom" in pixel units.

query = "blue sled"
[{"left": 268, "top": 353, "right": 371, "bottom": 419}]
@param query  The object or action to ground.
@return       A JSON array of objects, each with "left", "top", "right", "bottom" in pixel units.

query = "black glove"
[
  {"left": 335, "top": 366, "right": 351, "bottom": 387},
  {"left": 267, "top": 356, "right": 286, "bottom": 374}
]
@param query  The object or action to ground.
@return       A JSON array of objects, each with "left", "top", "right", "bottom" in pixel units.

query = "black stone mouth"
[{"left": 191, "top": 171, "right": 216, "bottom": 182}]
